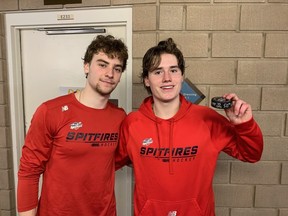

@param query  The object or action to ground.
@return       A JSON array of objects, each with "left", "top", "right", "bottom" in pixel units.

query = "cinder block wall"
[{"left": 0, "top": 0, "right": 288, "bottom": 216}]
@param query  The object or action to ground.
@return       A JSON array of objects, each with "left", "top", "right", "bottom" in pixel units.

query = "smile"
[{"left": 161, "top": 85, "right": 174, "bottom": 89}]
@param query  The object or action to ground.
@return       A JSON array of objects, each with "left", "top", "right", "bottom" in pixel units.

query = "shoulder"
[
  {"left": 187, "top": 104, "right": 229, "bottom": 125},
  {"left": 107, "top": 101, "right": 127, "bottom": 117},
  {"left": 30, "top": 94, "right": 74, "bottom": 120},
  {"left": 122, "top": 110, "right": 142, "bottom": 125},
  {"left": 190, "top": 103, "right": 218, "bottom": 116},
  {"left": 42, "top": 93, "right": 75, "bottom": 110}
]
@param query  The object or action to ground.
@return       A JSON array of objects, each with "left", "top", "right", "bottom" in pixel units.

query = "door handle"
[{"left": 37, "top": 27, "right": 106, "bottom": 35}]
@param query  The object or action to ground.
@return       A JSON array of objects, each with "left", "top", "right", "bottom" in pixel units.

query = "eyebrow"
[
  {"left": 96, "top": 59, "right": 123, "bottom": 69},
  {"left": 155, "top": 65, "right": 179, "bottom": 70}
]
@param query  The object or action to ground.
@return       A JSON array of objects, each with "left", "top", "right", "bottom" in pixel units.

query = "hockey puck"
[{"left": 211, "top": 97, "right": 232, "bottom": 109}]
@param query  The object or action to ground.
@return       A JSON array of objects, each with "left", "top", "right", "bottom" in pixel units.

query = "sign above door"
[{"left": 44, "top": 0, "right": 82, "bottom": 5}]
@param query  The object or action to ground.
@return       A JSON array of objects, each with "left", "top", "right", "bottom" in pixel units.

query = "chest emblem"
[
  {"left": 168, "top": 211, "right": 177, "bottom": 216},
  {"left": 142, "top": 138, "right": 153, "bottom": 146},
  {"left": 70, "top": 122, "right": 83, "bottom": 130}
]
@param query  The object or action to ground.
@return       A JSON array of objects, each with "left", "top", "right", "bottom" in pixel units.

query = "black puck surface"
[{"left": 211, "top": 97, "right": 232, "bottom": 109}]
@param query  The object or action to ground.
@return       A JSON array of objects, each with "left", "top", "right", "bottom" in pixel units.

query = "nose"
[
  {"left": 162, "top": 70, "right": 172, "bottom": 82},
  {"left": 105, "top": 66, "right": 114, "bottom": 78}
]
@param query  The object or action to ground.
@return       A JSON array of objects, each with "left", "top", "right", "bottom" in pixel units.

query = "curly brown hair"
[{"left": 83, "top": 35, "right": 128, "bottom": 72}]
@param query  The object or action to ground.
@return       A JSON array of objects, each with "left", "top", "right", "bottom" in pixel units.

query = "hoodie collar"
[{"left": 139, "top": 94, "right": 192, "bottom": 122}]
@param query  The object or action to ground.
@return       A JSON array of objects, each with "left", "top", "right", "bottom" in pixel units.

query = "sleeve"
[
  {"left": 17, "top": 104, "right": 54, "bottom": 212},
  {"left": 221, "top": 117, "right": 264, "bottom": 163},
  {"left": 115, "top": 120, "right": 131, "bottom": 170}
]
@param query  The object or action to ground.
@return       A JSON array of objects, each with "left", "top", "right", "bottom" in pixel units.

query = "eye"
[
  {"left": 114, "top": 67, "right": 123, "bottom": 73},
  {"left": 152, "top": 70, "right": 162, "bottom": 75},
  {"left": 170, "top": 68, "right": 180, "bottom": 73},
  {"left": 171, "top": 69, "right": 177, "bottom": 73},
  {"left": 99, "top": 63, "right": 107, "bottom": 68}
]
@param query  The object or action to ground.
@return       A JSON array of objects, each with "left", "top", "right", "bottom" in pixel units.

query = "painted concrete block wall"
[{"left": 0, "top": 0, "right": 287, "bottom": 215}]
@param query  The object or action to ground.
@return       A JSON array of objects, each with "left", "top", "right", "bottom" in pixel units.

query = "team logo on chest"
[
  {"left": 168, "top": 211, "right": 177, "bottom": 216},
  {"left": 70, "top": 122, "right": 83, "bottom": 130},
  {"left": 140, "top": 137, "right": 199, "bottom": 163},
  {"left": 142, "top": 138, "right": 153, "bottom": 146}
]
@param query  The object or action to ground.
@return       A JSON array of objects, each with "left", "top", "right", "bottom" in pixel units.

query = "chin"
[
  {"left": 160, "top": 95, "right": 179, "bottom": 103},
  {"left": 97, "top": 89, "right": 114, "bottom": 96}
]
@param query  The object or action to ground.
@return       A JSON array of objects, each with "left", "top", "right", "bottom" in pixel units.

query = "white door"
[
  {"left": 20, "top": 27, "right": 131, "bottom": 215},
  {"left": 5, "top": 8, "right": 132, "bottom": 216},
  {"left": 20, "top": 26, "right": 126, "bottom": 132}
]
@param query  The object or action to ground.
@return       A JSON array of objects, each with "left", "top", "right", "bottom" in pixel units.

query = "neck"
[
  {"left": 152, "top": 97, "right": 180, "bottom": 119},
  {"left": 77, "top": 89, "right": 109, "bottom": 109}
]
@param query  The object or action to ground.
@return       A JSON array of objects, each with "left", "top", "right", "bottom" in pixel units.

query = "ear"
[
  {"left": 144, "top": 77, "right": 150, "bottom": 87},
  {"left": 84, "top": 63, "right": 89, "bottom": 73}
]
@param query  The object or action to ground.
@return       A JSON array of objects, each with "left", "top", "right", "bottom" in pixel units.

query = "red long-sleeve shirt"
[
  {"left": 116, "top": 95, "right": 263, "bottom": 216},
  {"left": 18, "top": 93, "right": 126, "bottom": 216}
]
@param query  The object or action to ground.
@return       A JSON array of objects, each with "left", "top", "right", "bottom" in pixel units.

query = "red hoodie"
[{"left": 116, "top": 95, "right": 263, "bottom": 216}]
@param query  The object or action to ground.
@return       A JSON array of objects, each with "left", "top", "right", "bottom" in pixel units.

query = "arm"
[
  {"left": 224, "top": 118, "right": 263, "bottom": 162},
  {"left": 115, "top": 120, "right": 131, "bottom": 170},
  {"left": 221, "top": 93, "right": 263, "bottom": 162},
  {"left": 18, "top": 104, "right": 53, "bottom": 212}
]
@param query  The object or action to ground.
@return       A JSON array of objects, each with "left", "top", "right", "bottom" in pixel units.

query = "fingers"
[
  {"left": 223, "top": 93, "right": 238, "bottom": 101},
  {"left": 234, "top": 100, "right": 251, "bottom": 117},
  {"left": 223, "top": 93, "right": 251, "bottom": 117}
]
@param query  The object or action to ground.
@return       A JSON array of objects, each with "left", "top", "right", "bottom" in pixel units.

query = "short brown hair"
[
  {"left": 83, "top": 35, "right": 128, "bottom": 72},
  {"left": 141, "top": 38, "right": 185, "bottom": 94}
]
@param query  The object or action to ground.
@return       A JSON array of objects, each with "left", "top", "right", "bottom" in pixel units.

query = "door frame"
[{"left": 5, "top": 7, "right": 132, "bottom": 215}]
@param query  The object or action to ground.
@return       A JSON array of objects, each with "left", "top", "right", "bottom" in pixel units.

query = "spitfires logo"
[
  {"left": 142, "top": 138, "right": 153, "bottom": 146},
  {"left": 70, "top": 122, "right": 83, "bottom": 130},
  {"left": 168, "top": 211, "right": 177, "bottom": 216},
  {"left": 140, "top": 145, "right": 198, "bottom": 163}
]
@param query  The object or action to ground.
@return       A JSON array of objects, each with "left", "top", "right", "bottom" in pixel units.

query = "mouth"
[
  {"left": 160, "top": 85, "right": 174, "bottom": 90},
  {"left": 101, "top": 79, "right": 115, "bottom": 85}
]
